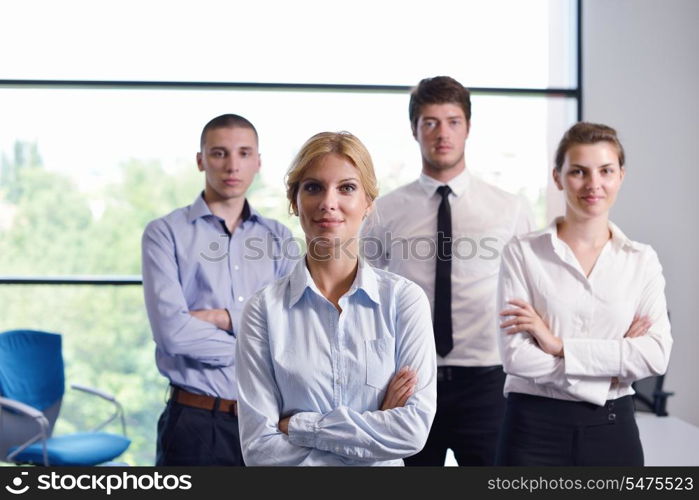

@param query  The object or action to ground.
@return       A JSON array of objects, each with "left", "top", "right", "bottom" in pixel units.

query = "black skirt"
[{"left": 495, "top": 392, "right": 643, "bottom": 466}]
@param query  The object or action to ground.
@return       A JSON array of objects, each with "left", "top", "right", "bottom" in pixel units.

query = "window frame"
[{"left": 0, "top": 1, "right": 581, "bottom": 286}]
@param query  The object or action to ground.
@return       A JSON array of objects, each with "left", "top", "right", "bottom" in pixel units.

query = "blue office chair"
[{"left": 0, "top": 329, "right": 131, "bottom": 465}]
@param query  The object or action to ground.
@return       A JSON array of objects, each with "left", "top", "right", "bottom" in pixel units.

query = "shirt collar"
[
  {"left": 243, "top": 201, "right": 260, "bottom": 222},
  {"left": 417, "top": 168, "right": 470, "bottom": 198},
  {"left": 288, "top": 257, "right": 381, "bottom": 308},
  {"left": 187, "top": 191, "right": 257, "bottom": 224},
  {"left": 608, "top": 220, "right": 643, "bottom": 252},
  {"left": 349, "top": 259, "right": 381, "bottom": 304},
  {"left": 531, "top": 217, "right": 642, "bottom": 253},
  {"left": 187, "top": 192, "right": 212, "bottom": 223}
]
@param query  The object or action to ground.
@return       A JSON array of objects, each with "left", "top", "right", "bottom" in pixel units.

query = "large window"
[
  {"left": 0, "top": 0, "right": 579, "bottom": 465},
  {"left": 2, "top": 0, "right": 576, "bottom": 88}
]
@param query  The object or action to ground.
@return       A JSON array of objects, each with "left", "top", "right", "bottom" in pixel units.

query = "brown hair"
[
  {"left": 286, "top": 131, "right": 378, "bottom": 215},
  {"left": 409, "top": 76, "right": 472, "bottom": 131},
  {"left": 554, "top": 122, "right": 625, "bottom": 171},
  {"left": 200, "top": 113, "right": 258, "bottom": 150}
]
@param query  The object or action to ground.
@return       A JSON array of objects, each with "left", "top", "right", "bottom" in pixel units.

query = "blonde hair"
[{"left": 286, "top": 131, "right": 379, "bottom": 214}]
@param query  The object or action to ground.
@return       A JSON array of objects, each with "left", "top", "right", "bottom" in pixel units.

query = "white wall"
[{"left": 583, "top": 0, "right": 699, "bottom": 425}]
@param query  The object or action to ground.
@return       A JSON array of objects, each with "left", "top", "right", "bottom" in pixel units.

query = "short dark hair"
[
  {"left": 554, "top": 122, "right": 626, "bottom": 171},
  {"left": 199, "top": 114, "right": 258, "bottom": 151},
  {"left": 409, "top": 76, "right": 472, "bottom": 131}
]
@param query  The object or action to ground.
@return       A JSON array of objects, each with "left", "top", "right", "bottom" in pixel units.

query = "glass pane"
[
  {"left": 0, "top": 285, "right": 165, "bottom": 466},
  {"left": 0, "top": 0, "right": 577, "bottom": 89},
  {"left": 0, "top": 87, "right": 576, "bottom": 275}
]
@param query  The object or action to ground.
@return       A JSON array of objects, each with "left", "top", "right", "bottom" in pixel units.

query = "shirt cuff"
[
  {"left": 533, "top": 363, "right": 573, "bottom": 388},
  {"left": 564, "top": 338, "right": 622, "bottom": 377},
  {"left": 567, "top": 377, "right": 613, "bottom": 406},
  {"left": 287, "top": 412, "right": 322, "bottom": 448}
]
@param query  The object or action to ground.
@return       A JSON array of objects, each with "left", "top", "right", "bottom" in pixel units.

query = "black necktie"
[{"left": 434, "top": 185, "right": 453, "bottom": 357}]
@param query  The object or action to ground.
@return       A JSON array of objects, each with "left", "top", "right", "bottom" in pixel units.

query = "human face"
[
  {"left": 553, "top": 142, "right": 625, "bottom": 220},
  {"left": 414, "top": 103, "right": 469, "bottom": 178},
  {"left": 296, "top": 153, "right": 372, "bottom": 254},
  {"left": 196, "top": 127, "right": 260, "bottom": 203}
]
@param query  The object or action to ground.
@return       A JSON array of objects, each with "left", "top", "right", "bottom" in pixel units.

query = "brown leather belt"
[{"left": 170, "top": 386, "right": 237, "bottom": 416}]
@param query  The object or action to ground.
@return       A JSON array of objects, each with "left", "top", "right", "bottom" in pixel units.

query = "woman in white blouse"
[
  {"left": 495, "top": 122, "right": 672, "bottom": 466},
  {"left": 235, "top": 131, "right": 437, "bottom": 466}
]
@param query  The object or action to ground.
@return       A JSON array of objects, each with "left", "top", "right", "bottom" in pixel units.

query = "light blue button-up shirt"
[
  {"left": 142, "top": 192, "right": 298, "bottom": 400},
  {"left": 236, "top": 257, "right": 437, "bottom": 465}
]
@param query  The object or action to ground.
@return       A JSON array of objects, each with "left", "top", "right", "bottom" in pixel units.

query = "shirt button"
[
  {"left": 238, "top": 296, "right": 244, "bottom": 302},
  {"left": 234, "top": 265, "right": 240, "bottom": 271}
]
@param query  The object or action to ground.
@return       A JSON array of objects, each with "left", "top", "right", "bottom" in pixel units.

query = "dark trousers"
[
  {"left": 495, "top": 393, "right": 644, "bottom": 466},
  {"left": 156, "top": 400, "right": 245, "bottom": 466},
  {"left": 405, "top": 365, "right": 506, "bottom": 466}
]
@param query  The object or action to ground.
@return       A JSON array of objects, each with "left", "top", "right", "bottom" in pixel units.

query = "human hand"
[
  {"left": 500, "top": 299, "right": 563, "bottom": 357},
  {"left": 380, "top": 365, "right": 417, "bottom": 410},
  {"left": 190, "top": 309, "right": 233, "bottom": 331},
  {"left": 624, "top": 315, "right": 652, "bottom": 338},
  {"left": 278, "top": 416, "right": 291, "bottom": 435}
]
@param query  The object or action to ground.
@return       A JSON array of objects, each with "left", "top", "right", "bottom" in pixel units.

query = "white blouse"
[{"left": 497, "top": 218, "right": 673, "bottom": 406}]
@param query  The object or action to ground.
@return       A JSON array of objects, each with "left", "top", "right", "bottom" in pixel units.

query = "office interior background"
[{"left": 0, "top": 0, "right": 696, "bottom": 465}]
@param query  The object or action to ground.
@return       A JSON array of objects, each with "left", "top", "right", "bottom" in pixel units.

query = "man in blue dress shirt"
[{"left": 141, "top": 114, "right": 298, "bottom": 465}]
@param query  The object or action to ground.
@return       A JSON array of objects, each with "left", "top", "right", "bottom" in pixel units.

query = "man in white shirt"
[{"left": 361, "top": 76, "right": 534, "bottom": 465}]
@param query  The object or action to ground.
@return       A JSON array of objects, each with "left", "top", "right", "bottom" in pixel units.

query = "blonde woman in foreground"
[{"left": 236, "top": 131, "right": 437, "bottom": 465}]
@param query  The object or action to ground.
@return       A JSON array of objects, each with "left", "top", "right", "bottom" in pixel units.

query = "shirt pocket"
[{"left": 365, "top": 338, "right": 394, "bottom": 390}]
